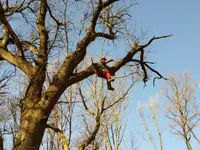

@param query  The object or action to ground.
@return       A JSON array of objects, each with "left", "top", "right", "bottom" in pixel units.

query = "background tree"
[
  {"left": 163, "top": 73, "right": 200, "bottom": 150},
  {"left": 0, "top": 0, "right": 171, "bottom": 149},
  {"left": 137, "top": 94, "right": 163, "bottom": 150},
  {"left": 76, "top": 76, "right": 133, "bottom": 150},
  {"left": 0, "top": 62, "right": 15, "bottom": 150}
]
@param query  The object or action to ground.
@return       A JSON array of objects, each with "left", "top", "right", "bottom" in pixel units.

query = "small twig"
[
  {"left": 79, "top": 88, "right": 88, "bottom": 110},
  {"left": 140, "top": 35, "right": 173, "bottom": 48},
  {"left": 131, "top": 59, "right": 155, "bottom": 64},
  {"left": 103, "top": 83, "right": 133, "bottom": 111},
  {"left": 47, "top": 5, "right": 63, "bottom": 26},
  {"left": 144, "top": 63, "right": 167, "bottom": 86},
  {"left": 79, "top": 88, "right": 96, "bottom": 117},
  {"left": 57, "top": 100, "right": 83, "bottom": 104}
]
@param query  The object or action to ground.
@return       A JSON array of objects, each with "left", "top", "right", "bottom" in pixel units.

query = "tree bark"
[{"left": 12, "top": 103, "right": 49, "bottom": 150}]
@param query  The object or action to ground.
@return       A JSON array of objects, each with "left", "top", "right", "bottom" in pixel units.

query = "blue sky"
[
  {"left": 133, "top": 0, "right": 200, "bottom": 78},
  {"left": 122, "top": 0, "right": 200, "bottom": 150}
]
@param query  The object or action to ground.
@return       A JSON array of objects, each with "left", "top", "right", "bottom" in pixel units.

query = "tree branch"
[
  {"left": 4, "top": 0, "right": 34, "bottom": 16},
  {"left": 0, "top": 47, "right": 35, "bottom": 77},
  {"left": 69, "top": 35, "right": 171, "bottom": 86},
  {"left": 36, "top": 0, "right": 48, "bottom": 65},
  {"left": 103, "top": 83, "right": 133, "bottom": 111},
  {"left": 46, "top": 124, "right": 70, "bottom": 150},
  {"left": 140, "top": 35, "right": 173, "bottom": 48},
  {"left": 90, "top": 0, "right": 119, "bottom": 31},
  {"left": 0, "top": 3, "right": 24, "bottom": 57},
  {"left": 21, "top": 41, "right": 38, "bottom": 55},
  {"left": 47, "top": 5, "right": 63, "bottom": 26},
  {"left": 95, "top": 32, "right": 115, "bottom": 40},
  {"left": 78, "top": 114, "right": 101, "bottom": 150},
  {"left": 79, "top": 88, "right": 96, "bottom": 117},
  {"left": 190, "top": 129, "right": 200, "bottom": 144},
  {"left": 144, "top": 63, "right": 167, "bottom": 86},
  {"left": 140, "top": 49, "right": 148, "bottom": 84}
]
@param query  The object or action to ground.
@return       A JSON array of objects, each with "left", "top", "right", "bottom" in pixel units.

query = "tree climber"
[{"left": 96, "top": 56, "right": 115, "bottom": 90}]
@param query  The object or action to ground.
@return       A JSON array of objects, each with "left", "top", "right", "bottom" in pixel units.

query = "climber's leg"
[{"left": 107, "top": 81, "right": 114, "bottom": 91}]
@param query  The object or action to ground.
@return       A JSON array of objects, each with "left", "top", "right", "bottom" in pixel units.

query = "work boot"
[
  {"left": 107, "top": 82, "right": 115, "bottom": 91},
  {"left": 107, "top": 78, "right": 115, "bottom": 83},
  {"left": 108, "top": 86, "right": 115, "bottom": 91}
]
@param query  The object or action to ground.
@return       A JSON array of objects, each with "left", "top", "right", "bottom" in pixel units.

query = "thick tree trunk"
[{"left": 12, "top": 103, "right": 49, "bottom": 150}]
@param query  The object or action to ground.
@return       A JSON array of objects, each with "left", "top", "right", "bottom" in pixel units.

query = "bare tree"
[
  {"left": 75, "top": 76, "right": 133, "bottom": 150},
  {"left": 0, "top": 0, "right": 171, "bottom": 149},
  {"left": 90, "top": 79, "right": 132, "bottom": 150},
  {"left": 129, "top": 132, "right": 139, "bottom": 150},
  {"left": 0, "top": 62, "right": 16, "bottom": 150},
  {"left": 137, "top": 94, "right": 163, "bottom": 150},
  {"left": 163, "top": 72, "right": 200, "bottom": 150}
]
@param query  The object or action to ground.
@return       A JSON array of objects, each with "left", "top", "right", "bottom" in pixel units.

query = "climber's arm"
[{"left": 105, "top": 59, "right": 114, "bottom": 64}]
